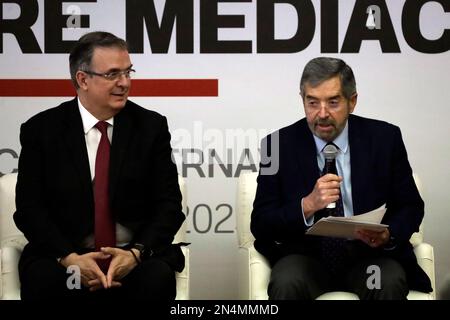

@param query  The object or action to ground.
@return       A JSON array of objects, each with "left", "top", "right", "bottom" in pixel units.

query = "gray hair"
[
  {"left": 69, "top": 31, "right": 128, "bottom": 89},
  {"left": 300, "top": 57, "right": 356, "bottom": 100}
]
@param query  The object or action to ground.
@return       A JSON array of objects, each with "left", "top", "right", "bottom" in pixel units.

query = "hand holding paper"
[
  {"left": 306, "top": 204, "right": 388, "bottom": 240},
  {"left": 354, "top": 227, "right": 391, "bottom": 248}
]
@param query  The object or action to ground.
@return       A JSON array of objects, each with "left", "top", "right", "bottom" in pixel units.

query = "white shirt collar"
[
  {"left": 77, "top": 97, "right": 114, "bottom": 134},
  {"left": 313, "top": 120, "right": 349, "bottom": 154}
]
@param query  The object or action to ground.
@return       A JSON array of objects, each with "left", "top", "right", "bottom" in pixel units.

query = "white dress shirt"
[{"left": 78, "top": 98, "right": 132, "bottom": 248}]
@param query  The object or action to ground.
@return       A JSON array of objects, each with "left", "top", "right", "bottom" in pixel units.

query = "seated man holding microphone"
[{"left": 251, "top": 57, "right": 432, "bottom": 300}]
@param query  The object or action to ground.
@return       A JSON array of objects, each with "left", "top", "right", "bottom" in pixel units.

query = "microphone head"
[{"left": 323, "top": 144, "right": 338, "bottom": 160}]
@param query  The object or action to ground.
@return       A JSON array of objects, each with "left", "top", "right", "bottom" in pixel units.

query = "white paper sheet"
[{"left": 306, "top": 204, "right": 388, "bottom": 239}]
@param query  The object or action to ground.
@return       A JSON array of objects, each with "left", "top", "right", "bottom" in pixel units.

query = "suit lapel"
[
  {"left": 62, "top": 98, "right": 93, "bottom": 197},
  {"left": 110, "top": 103, "right": 133, "bottom": 201},
  {"left": 349, "top": 115, "right": 371, "bottom": 215},
  {"left": 292, "top": 119, "right": 321, "bottom": 191}
]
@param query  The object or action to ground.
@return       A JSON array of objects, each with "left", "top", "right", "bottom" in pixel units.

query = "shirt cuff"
[{"left": 301, "top": 198, "right": 314, "bottom": 227}]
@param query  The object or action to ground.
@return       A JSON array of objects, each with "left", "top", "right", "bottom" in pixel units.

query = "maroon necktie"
[{"left": 94, "top": 121, "right": 116, "bottom": 271}]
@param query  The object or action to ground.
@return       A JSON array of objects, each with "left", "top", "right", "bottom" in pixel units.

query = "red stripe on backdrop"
[{"left": 0, "top": 79, "right": 218, "bottom": 97}]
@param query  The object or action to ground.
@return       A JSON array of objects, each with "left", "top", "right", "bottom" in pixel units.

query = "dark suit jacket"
[
  {"left": 14, "top": 98, "right": 185, "bottom": 272},
  {"left": 251, "top": 114, "right": 432, "bottom": 292}
]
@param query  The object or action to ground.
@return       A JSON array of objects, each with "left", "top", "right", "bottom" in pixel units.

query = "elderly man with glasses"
[{"left": 14, "top": 31, "right": 185, "bottom": 300}]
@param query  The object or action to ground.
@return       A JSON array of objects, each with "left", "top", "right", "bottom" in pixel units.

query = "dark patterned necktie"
[
  {"left": 317, "top": 142, "right": 346, "bottom": 275},
  {"left": 94, "top": 121, "right": 116, "bottom": 272}
]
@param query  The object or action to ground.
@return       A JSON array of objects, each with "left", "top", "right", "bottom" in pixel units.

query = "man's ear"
[
  {"left": 349, "top": 93, "right": 358, "bottom": 113},
  {"left": 76, "top": 71, "right": 89, "bottom": 90}
]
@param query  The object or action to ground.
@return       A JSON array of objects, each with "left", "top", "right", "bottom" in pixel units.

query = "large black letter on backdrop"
[
  {"left": 0, "top": 0, "right": 41, "bottom": 53},
  {"left": 257, "top": 0, "right": 315, "bottom": 53},
  {"left": 200, "top": 0, "right": 252, "bottom": 53},
  {"left": 126, "top": 0, "right": 193, "bottom": 53},
  {"left": 341, "top": 0, "right": 400, "bottom": 53},
  {"left": 321, "top": 0, "right": 338, "bottom": 53},
  {"left": 45, "top": 0, "right": 93, "bottom": 53},
  {"left": 403, "top": 0, "right": 449, "bottom": 53}
]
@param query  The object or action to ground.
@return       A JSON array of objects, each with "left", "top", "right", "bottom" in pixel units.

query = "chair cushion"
[
  {"left": 316, "top": 292, "right": 359, "bottom": 300},
  {"left": 0, "top": 173, "right": 22, "bottom": 243}
]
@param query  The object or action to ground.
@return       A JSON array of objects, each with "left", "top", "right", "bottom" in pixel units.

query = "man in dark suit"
[
  {"left": 14, "top": 31, "right": 185, "bottom": 300},
  {"left": 251, "top": 57, "right": 432, "bottom": 300}
]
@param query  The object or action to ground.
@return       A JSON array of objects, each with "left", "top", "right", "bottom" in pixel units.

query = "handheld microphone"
[{"left": 322, "top": 144, "right": 339, "bottom": 209}]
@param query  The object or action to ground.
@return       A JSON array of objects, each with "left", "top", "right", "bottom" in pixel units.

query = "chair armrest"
[
  {"left": 0, "top": 249, "right": 2, "bottom": 298},
  {"left": 413, "top": 242, "right": 436, "bottom": 299},
  {"left": 175, "top": 246, "right": 190, "bottom": 300},
  {"left": 407, "top": 290, "right": 434, "bottom": 300},
  {"left": 1, "top": 245, "right": 22, "bottom": 300},
  {"left": 238, "top": 243, "right": 270, "bottom": 300}
]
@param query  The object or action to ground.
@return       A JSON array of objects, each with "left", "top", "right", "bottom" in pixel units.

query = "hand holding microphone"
[
  {"left": 302, "top": 144, "right": 342, "bottom": 218},
  {"left": 322, "top": 143, "right": 339, "bottom": 209}
]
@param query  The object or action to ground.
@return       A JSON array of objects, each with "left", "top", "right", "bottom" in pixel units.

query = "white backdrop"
[{"left": 1, "top": 0, "right": 449, "bottom": 299}]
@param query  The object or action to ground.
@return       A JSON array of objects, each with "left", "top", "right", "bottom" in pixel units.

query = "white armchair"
[
  {"left": 0, "top": 173, "right": 190, "bottom": 300},
  {"left": 236, "top": 172, "right": 435, "bottom": 300}
]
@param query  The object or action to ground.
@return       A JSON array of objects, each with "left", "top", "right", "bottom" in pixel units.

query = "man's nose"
[
  {"left": 116, "top": 73, "right": 130, "bottom": 87},
  {"left": 318, "top": 103, "right": 329, "bottom": 118}
]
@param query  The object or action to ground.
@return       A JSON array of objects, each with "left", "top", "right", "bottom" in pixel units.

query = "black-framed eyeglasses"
[{"left": 83, "top": 68, "right": 136, "bottom": 81}]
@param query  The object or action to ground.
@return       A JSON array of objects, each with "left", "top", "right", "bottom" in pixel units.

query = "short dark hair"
[
  {"left": 300, "top": 57, "right": 356, "bottom": 100},
  {"left": 69, "top": 31, "right": 128, "bottom": 89}
]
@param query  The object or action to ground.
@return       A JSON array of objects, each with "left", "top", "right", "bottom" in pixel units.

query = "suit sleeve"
[
  {"left": 13, "top": 121, "right": 76, "bottom": 258},
  {"left": 250, "top": 134, "right": 309, "bottom": 242},
  {"left": 383, "top": 126, "right": 424, "bottom": 243},
  {"left": 133, "top": 116, "right": 185, "bottom": 251}
]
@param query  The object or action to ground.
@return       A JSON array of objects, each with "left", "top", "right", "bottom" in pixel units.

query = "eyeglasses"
[{"left": 83, "top": 68, "right": 136, "bottom": 81}]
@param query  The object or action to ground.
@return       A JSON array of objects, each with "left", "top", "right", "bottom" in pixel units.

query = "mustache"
[{"left": 315, "top": 119, "right": 335, "bottom": 126}]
